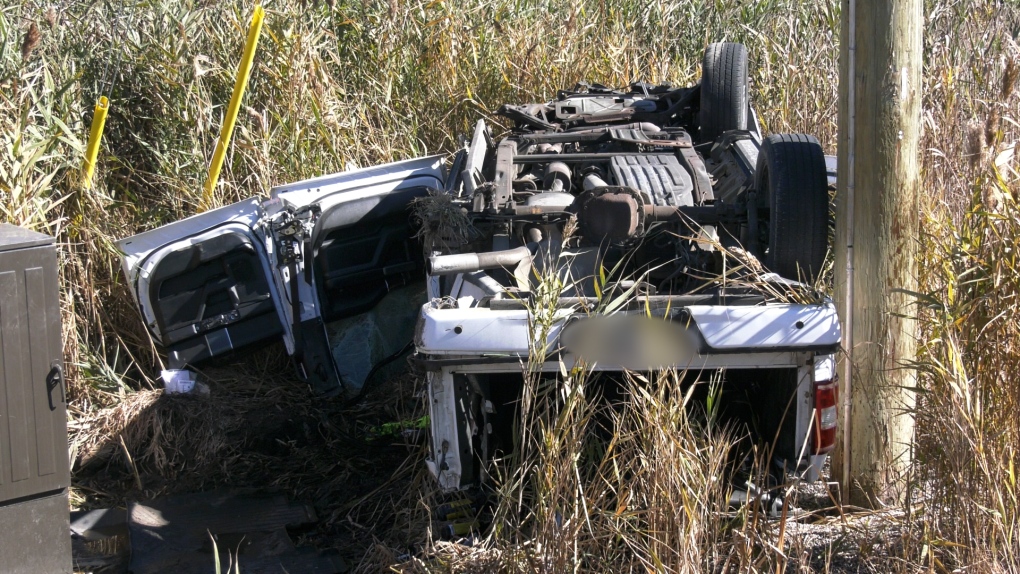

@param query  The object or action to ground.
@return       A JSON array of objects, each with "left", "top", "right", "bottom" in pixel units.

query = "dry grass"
[
  {"left": 67, "top": 351, "right": 435, "bottom": 566},
  {"left": 411, "top": 189, "right": 475, "bottom": 254},
  {"left": 905, "top": 7, "right": 1020, "bottom": 572},
  {"left": 3, "top": 0, "right": 1020, "bottom": 570}
]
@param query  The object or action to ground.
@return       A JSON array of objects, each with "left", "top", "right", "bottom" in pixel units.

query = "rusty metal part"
[
  {"left": 490, "top": 140, "right": 518, "bottom": 210},
  {"left": 513, "top": 152, "right": 676, "bottom": 164},
  {"left": 677, "top": 145, "right": 714, "bottom": 204},
  {"left": 577, "top": 186, "right": 647, "bottom": 243}
]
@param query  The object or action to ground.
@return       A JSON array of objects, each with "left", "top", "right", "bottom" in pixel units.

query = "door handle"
[{"left": 46, "top": 362, "right": 65, "bottom": 410}]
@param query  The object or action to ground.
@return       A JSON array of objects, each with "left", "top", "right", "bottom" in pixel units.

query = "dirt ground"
[
  {"left": 70, "top": 344, "right": 910, "bottom": 573},
  {"left": 70, "top": 342, "right": 436, "bottom": 570}
]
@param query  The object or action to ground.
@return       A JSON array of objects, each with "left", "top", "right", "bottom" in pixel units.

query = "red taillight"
[{"left": 813, "top": 380, "right": 838, "bottom": 454}]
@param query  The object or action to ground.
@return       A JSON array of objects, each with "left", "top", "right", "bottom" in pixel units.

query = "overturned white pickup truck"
[{"left": 119, "top": 42, "right": 840, "bottom": 493}]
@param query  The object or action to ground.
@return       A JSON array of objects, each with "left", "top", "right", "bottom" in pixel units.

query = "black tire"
[
  {"left": 755, "top": 133, "right": 829, "bottom": 282},
  {"left": 699, "top": 42, "right": 749, "bottom": 142}
]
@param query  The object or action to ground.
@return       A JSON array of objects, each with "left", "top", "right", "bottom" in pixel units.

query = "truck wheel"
[
  {"left": 755, "top": 133, "right": 829, "bottom": 282},
  {"left": 699, "top": 42, "right": 749, "bottom": 142}
]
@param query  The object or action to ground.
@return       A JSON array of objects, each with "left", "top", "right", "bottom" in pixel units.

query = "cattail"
[
  {"left": 966, "top": 120, "right": 986, "bottom": 168},
  {"left": 982, "top": 47, "right": 1020, "bottom": 153},
  {"left": 985, "top": 106, "right": 1001, "bottom": 148},
  {"left": 246, "top": 106, "right": 265, "bottom": 134},
  {"left": 983, "top": 182, "right": 1004, "bottom": 213},
  {"left": 1003, "top": 39, "right": 1019, "bottom": 101},
  {"left": 565, "top": 8, "right": 577, "bottom": 36},
  {"left": 21, "top": 22, "right": 40, "bottom": 61},
  {"left": 44, "top": 6, "right": 57, "bottom": 28}
]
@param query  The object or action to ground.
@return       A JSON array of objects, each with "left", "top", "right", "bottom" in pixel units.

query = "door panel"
[
  {"left": 118, "top": 200, "right": 285, "bottom": 368},
  {"left": 268, "top": 157, "right": 444, "bottom": 396},
  {"left": 296, "top": 158, "right": 442, "bottom": 322},
  {"left": 315, "top": 210, "right": 422, "bottom": 322},
  {"left": 0, "top": 245, "right": 68, "bottom": 502},
  {"left": 145, "top": 230, "right": 281, "bottom": 367}
]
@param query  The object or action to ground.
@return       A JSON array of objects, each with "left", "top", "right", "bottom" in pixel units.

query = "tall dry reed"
[{"left": 3, "top": 0, "right": 1020, "bottom": 569}]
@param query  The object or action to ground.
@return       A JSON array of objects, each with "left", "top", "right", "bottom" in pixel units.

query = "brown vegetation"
[{"left": 2, "top": 0, "right": 1019, "bottom": 570}]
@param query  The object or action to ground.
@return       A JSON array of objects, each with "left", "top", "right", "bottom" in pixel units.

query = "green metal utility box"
[{"left": 0, "top": 224, "right": 71, "bottom": 573}]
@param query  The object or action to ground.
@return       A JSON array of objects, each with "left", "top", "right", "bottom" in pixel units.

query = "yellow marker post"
[
  {"left": 200, "top": 4, "right": 265, "bottom": 211},
  {"left": 82, "top": 96, "right": 109, "bottom": 190}
]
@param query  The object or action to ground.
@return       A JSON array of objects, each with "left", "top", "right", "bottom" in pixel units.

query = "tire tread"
[
  {"left": 756, "top": 133, "right": 828, "bottom": 281},
  {"left": 700, "top": 43, "right": 749, "bottom": 142}
]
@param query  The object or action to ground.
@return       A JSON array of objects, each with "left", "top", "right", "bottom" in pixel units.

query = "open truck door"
[
  {"left": 118, "top": 155, "right": 445, "bottom": 396},
  {"left": 118, "top": 199, "right": 284, "bottom": 369},
  {"left": 267, "top": 156, "right": 444, "bottom": 395}
]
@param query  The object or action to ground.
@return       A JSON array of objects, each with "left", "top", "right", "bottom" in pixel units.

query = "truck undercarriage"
[
  {"left": 417, "top": 43, "right": 839, "bottom": 491},
  {"left": 116, "top": 42, "right": 841, "bottom": 497}
]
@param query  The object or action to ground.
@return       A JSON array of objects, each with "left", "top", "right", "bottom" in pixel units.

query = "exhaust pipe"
[{"left": 427, "top": 245, "right": 533, "bottom": 289}]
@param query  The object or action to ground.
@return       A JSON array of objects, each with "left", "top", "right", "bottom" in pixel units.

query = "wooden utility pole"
[{"left": 833, "top": 0, "right": 922, "bottom": 506}]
